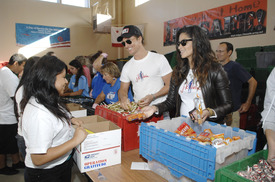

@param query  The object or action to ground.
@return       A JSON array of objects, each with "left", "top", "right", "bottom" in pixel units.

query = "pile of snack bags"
[
  {"left": 174, "top": 121, "right": 241, "bottom": 148},
  {"left": 237, "top": 158, "right": 275, "bottom": 181},
  {"left": 101, "top": 102, "right": 145, "bottom": 121}
]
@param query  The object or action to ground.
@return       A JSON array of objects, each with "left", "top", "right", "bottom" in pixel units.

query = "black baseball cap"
[{"left": 117, "top": 25, "right": 143, "bottom": 42}]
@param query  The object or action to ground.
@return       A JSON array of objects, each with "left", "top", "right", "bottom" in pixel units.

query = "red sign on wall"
[{"left": 164, "top": 0, "right": 267, "bottom": 46}]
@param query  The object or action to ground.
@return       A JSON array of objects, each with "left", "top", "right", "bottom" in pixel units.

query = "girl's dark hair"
[
  {"left": 173, "top": 25, "right": 217, "bottom": 86},
  {"left": 14, "top": 56, "right": 40, "bottom": 121},
  {"left": 69, "top": 59, "right": 84, "bottom": 87},
  {"left": 20, "top": 55, "right": 70, "bottom": 123}
]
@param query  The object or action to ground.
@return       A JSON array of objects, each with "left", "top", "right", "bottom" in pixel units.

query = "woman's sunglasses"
[
  {"left": 176, "top": 39, "right": 192, "bottom": 47},
  {"left": 121, "top": 40, "right": 132, "bottom": 47}
]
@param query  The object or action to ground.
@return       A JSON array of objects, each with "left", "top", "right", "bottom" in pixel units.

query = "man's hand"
[
  {"left": 238, "top": 102, "right": 251, "bottom": 113},
  {"left": 138, "top": 94, "right": 154, "bottom": 107},
  {"left": 120, "top": 98, "right": 131, "bottom": 111}
]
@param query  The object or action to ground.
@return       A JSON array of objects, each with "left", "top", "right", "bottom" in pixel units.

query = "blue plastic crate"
[{"left": 139, "top": 117, "right": 257, "bottom": 182}]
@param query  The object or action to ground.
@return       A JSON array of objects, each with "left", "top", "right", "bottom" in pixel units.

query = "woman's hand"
[
  {"left": 190, "top": 109, "right": 210, "bottom": 125},
  {"left": 71, "top": 117, "right": 83, "bottom": 126},
  {"left": 72, "top": 126, "right": 88, "bottom": 145},
  {"left": 89, "top": 89, "right": 93, "bottom": 98},
  {"left": 141, "top": 106, "right": 158, "bottom": 119}
]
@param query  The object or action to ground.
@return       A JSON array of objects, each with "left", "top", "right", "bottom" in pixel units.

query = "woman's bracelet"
[{"left": 206, "top": 108, "right": 214, "bottom": 116}]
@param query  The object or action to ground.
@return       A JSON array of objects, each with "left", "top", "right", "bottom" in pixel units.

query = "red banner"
[{"left": 164, "top": 0, "right": 267, "bottom": 46}]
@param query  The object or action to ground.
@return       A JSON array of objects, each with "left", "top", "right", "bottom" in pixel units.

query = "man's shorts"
[{"left": 0, "top": 124, "right": 19, "bottom": 154}]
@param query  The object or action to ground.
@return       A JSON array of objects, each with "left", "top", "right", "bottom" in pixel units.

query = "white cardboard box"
[
  {"left": 73, "top": 116, "right": 121, "bottom": 173},
  {"left": 66, "top": 103, "right": 87, "bottom": 117}
]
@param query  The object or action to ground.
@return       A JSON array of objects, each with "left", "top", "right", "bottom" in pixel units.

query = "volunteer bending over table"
[
  {"left": 62, "top": 59, "right": 90, "bottom": 97},
  {"left": 261, "top": 67, "right": 275, "bottom": 169},
  {"left": 142, "top": 25, "right": 232, "bottom": 124},
  {"left": 92, "top": 62, "right": 133, "bottom": 108},
  {"left": 21, "top": 56, "right": 88, "bottom": 182}
]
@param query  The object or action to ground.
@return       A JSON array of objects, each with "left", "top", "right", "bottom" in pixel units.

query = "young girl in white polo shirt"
[{"left": 21, "top": 56, "right": 88, "bottom": 182}]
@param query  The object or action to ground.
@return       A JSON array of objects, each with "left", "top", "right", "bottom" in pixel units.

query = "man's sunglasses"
[
  {"left": 121, "top": 40, "right": 132, "bottom": 47},
  {"left": 176, "top": 39, "right": 192, "bottom": 47}
]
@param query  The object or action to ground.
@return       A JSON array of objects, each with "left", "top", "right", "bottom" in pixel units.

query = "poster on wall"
[
  {"left": 164, "top": 0, "right": 267, "bottom": 46},
  {"left": 16, "top": 23, "right": 71, "bottom": 48}
]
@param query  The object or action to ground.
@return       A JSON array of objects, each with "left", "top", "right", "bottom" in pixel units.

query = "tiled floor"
[{"left": 0, "top": 156, "right": 89, "bottom": 182}]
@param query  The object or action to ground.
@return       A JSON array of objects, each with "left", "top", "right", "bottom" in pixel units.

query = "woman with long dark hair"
[
  {"left": 62, "top": 59, "right": 90, "bottom": 97},
  {"left": 21, "top": 56, "right": 87, "bottom": 182},
  {"left": 142, "top": 25, "right": 232, "bottom": 124},
  {"left": 14, "top": 56, "right": 40, "bottom": 161}
]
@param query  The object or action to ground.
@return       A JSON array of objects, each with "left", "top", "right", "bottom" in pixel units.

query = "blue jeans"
[{"left": 15, "top": 134, "right": 26, "bottom": 160}]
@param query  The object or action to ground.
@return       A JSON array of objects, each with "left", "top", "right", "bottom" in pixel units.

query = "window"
[{"left": 39, "top": 0, "right": 90, "bottom": 8}]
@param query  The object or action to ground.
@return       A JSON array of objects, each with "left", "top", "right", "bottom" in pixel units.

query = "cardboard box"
[
  {"left": 66, "top": 103, "right": 87, "bottom": 117},
  {"left": 73, "top": 116, "right": 121, "bottom": 173}
]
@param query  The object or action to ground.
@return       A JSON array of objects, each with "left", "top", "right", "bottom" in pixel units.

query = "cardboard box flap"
[
  {"left": 77, "top": 115, "right": 108, "bottom": 124},
  {"left": 66, "top": 103, "right": 85, "bottom": 111},
  {"left": 83, "top": 121, "right": 120, "bottom": 133}
]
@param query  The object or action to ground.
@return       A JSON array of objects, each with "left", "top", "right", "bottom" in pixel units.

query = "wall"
[
  {"left": 122, "top": 0, "right": 275, "bottom": 61},
  {"left": 0, "top": 0, "right": 119, "bottom": 63},
  {"left": 1, "top": 0, "right": 274, "bottom": 63}
]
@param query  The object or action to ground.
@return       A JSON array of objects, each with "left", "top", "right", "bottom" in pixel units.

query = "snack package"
[
  {"left": 175, "top": 122, "right": 197, "bottom": 138},
  {"left": 126, "top": 112, "right": 145, "bottom": 121},
  {"left": 210, "top": 133, "right": 225, "bottom": 141},
  {"left": 232, "top": 136, "right": 241, "bottom": 141},
  {"left": 224, "top": 137, "right": 233, "bottom": 145},
  {"left": 197, "top": 129, "right": 213, "bottom": 142},
  {"left": 212, "top": 138, "right": 226, "bottom": 148}
]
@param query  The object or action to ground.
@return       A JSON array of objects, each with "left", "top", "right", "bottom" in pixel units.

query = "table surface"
[{"left": 86, "top": 149, "right": 167, "bottom": 182}]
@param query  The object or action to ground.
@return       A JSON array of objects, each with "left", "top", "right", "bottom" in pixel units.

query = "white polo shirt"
[{"left": 22, "top": 97, "right": 73, "bottom": 169}]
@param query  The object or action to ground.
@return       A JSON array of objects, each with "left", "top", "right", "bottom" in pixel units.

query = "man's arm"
[
  {"left": 239, "top": 77, "right": 257, "bottom": 113},
  {"left": 265, "top": 129, "right": 275, "bottom": 169},
  {"left": 139, "top": 72, "right": 172, "bottom": 107},
  {"left": 118, "top": 82, "right": 131, "bottom": 110}
]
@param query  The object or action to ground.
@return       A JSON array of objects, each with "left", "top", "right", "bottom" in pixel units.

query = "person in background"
[
  {"left": 14, "top": 56, "right": 40, "bottom": 162},
  {"left": 216, "top": 42, "right": 257, "bottom": 127},
  {"left": 21, "top": 56, "right": 87, "bottom": 181},
  {"left": 45, "top": 51, "right": 56, "bottom": 57},
  {"left": 141, "top": 25, "right": 232, "bottom": 124},
  {"left": 261, "top": 68, "right": 275, "bottom": 169},
  {"left": 87, "top": 50, "right": 107, "bottom": 79},
  {"left": 62, "top": 59, "right": 90, "bottom": 97},
  {"left": 89, "top": 52, "right": 108, "bottom": 99},
  {"left": 92, "top": 62, "right": 133, "bottom": 108},
  {"left": 0, "top": 53, "right": 27, "bottom": 175},
  {"left": 117, "top": 25, "right": 172, "bottom": 118},
  {"left": 75, "top": 55, "right": 92, "bottom": 89}
]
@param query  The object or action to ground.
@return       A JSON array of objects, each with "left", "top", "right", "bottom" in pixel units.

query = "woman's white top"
[{"left": 22, "top": 97, "right": 73, "bottom": 169}]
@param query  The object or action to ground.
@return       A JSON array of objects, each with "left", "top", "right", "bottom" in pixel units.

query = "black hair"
[
  {"left": 20, "top": 55, "right": 70, "bottom": 123},
  {"left": 14, "top": 56, "right": 40, "bottom": 121},
  {"left": 69, "top": 59, "right": 84, "bottom": 87},
  {"left": 173, "top": 25, "right": 217, "bottom": 86},
  {"left": 8, "top": 53, "right": 27, "bottom": 65},
  {"left": 220, "top": 42, "right": 234, "bottom": 55},
  {"left": 46, "top": 51, "right": 55, "bottom": 56}
]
